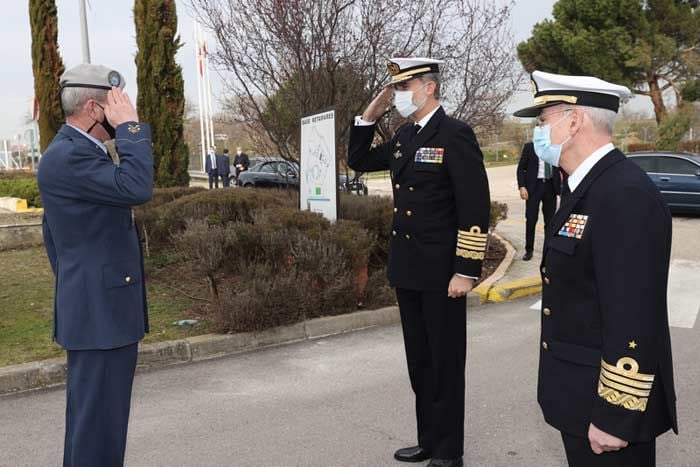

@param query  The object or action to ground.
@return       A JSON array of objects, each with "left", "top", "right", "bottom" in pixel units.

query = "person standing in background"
[{"left": 517, "top": 141, "right": 562, "bottom": 261}]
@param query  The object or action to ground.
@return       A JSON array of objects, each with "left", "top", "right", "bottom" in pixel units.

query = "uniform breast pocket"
[
  {"left": 103, "top": 261, "right": 142, "bottom": 289},
  {"left": 547, "top": 235, "right": 578, "bottom": 256},
  {"left": 414, "top": 163, "right": 441, "bottom": 173}
]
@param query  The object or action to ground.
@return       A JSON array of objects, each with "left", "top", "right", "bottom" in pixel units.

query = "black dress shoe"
[
  {"left": 522, "top": 251, "right": 533, "bottom": 261},
  {"left": 394, "top": 446, "right": 432, "bottom": 463},
  {"left": 427, "top": 458, "right": 463, "bottom": 467}
]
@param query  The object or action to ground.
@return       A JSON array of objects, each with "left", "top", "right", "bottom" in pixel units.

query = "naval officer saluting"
[
  {"left": 513, "top": 71, "right": 677, "bottom": 467},
  {"left": 37, "top": 64, "right": 153, "bottom": 467},
  {"left": 348, "top": 58, "right": 490, "bottom": 467}
]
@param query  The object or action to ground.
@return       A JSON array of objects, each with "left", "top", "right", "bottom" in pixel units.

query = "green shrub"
[
  {"left": 657, "top": 106, "right": 692, "bottom": 151},
  {"left": 0, "top": 177, "right": 42, "bottom": 208},
  {"left": 138, "top": 188, "right": 295, "bottom": 246},
  {"left": 339, "top": 194, "right": 392, "bottom": 270}
]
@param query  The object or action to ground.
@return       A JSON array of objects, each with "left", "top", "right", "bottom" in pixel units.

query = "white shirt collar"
[
  {"left": 67, "top": 124, "right": 107, "bottom": 155},
  {"left": 567, "top": 143, "right": 615, "bottom": 192},
  {"left": 415, "top": 105, "right": 441, "bottom": 129}
]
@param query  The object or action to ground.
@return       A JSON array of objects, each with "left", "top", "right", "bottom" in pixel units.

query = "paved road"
[{"left": 1, "top": 298, "right": 698, "bottom": 467}]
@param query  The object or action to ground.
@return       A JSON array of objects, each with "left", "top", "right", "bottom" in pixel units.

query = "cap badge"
[
  {"left": 108, "top": 71, "right": 121, "bottom": 87},
  {"left": 387, "top": 61, "right": 401, "bottom": 76}
]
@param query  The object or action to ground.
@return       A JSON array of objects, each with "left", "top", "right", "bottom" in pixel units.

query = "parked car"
[
  {"left": 627, "top": 151, "right": 700, "bottom": 214},
  {"left": 339, "top": 174, "right": 368, "bottom": 195},
  {"left": 237, "top": 158, "right": 300, "bottom": 189}
]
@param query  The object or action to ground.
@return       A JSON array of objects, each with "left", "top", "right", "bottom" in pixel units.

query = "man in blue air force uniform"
[
  {"left": 348, "top": 58, "right": 490, "bottom": 467},
  {"left": 513, "top": 71, "right": 677, "bottom": 467},
  {"left": 37, "top": 64, "right": 153, "bottom": 467}
]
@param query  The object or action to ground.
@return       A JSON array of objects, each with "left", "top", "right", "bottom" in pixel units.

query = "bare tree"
[{"left": 188, "top": 0, "right": 520, "bottom": 160}]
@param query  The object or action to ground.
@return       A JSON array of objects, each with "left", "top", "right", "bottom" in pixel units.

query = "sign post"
[{"left": 300, "top": 109, "right": 338, "bottom": 222}]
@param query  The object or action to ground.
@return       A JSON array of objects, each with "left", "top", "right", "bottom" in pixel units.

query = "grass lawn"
[{"left": 0, "top": 247, "right": 214, "bottom": 368}]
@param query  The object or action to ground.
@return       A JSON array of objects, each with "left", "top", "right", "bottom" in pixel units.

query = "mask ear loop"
[{"left": 85, "top": 101, "right": 103, "bottom": 134}]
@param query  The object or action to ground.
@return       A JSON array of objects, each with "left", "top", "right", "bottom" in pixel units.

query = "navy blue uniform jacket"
[
  {"left": 348, "top": 107, "right": 491, "bottom": 289},
  {"left": 37, "top": 123, "right": 153, "bottom": 351},
  {"left": 539, "top": 149, "right": 677, "bottom": 442}
]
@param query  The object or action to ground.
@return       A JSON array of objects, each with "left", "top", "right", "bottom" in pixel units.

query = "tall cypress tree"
[
  {"left": 29, "top": 0, "right": 65, "bottom": 153},
  {"left": 134, "top": 0, "right": 189, "bottom": 186}
]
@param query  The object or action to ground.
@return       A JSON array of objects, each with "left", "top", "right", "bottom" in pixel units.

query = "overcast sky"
[{"left": 2, "top": 0, "right": 646, "bottom": 141}]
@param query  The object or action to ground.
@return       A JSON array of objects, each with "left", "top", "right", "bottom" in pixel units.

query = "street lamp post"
[{"left": 79, "top": 0, "right": 91, "bottom": 64}]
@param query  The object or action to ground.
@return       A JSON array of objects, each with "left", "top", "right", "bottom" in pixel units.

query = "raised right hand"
[
  {"left": 362, "top": 86, "right": 394, "bottom": 122},
  {"left": 104, "top": 87, "right": 139, "bottom": 128}
]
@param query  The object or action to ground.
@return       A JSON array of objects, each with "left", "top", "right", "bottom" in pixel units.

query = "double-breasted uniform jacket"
[
  {"left": 538, "top": 148, "right": 678, "bottom": 442},
  {"left": 38, "top": 123, "right": 153, "bottom": 351},
  {"left": 348, "top": 107, "right": 491, "bottom": 290}
]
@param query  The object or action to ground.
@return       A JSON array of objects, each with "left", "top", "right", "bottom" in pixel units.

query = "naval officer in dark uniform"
[
  {"left": 514, "top": 71, "right": 677, "bottom": 467},
  {"left": 37, "top": 64, "right": 153, "bottom": 467},
  {"left": 348, "top": 58, "right": 490, "bottom": 467}
]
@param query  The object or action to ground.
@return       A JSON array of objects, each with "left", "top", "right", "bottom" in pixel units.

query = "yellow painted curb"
[
  {"left": 487, "top": 276, "right": 542, "bottom": 303},
  {"left": 0, "top": 197, "right": 43, "bottom": 214}
]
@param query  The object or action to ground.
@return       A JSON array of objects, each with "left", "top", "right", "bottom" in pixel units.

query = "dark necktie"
[
  {"left": 544, "top": 162, "right": 553, "bottom": 179},
  {"left": 410, "top": 124, "right": 421, "bottom": 139}
]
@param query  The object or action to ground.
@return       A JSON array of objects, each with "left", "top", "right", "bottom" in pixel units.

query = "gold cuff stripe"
[
  {"left": 533, "top": 95, "right": 579, "bottom": 106},
  {"left": 601, "top": 358, "right": 655, "bottom": 382},
  {"left": 458, "top": 230, "right": 488, "bottom": 239},
  {"left": 599, "top": 375, "right": 651, "bottom": 398},
  {"left": 457, "top": 235, "right": 488, "bottom": 243},
  {"left": 457, "top": 240, "right": 487, "bottom": 250},
  {"left": 598, "top": 381, "right": 648, "bottom": 412},
  {"left": 601, "top": 368, "right": 653, "bottom": 390},
  {"left": 456, "top": 248, "right": 485, "bottom": 260}
]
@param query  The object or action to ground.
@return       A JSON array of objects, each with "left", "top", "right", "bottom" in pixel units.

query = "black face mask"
[{"left": 87, "top": 102, "right": 116, "bottom": 140}]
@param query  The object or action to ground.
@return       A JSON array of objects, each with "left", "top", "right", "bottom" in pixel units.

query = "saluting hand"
[
  {"left": 362, "top": 86, "right": 394, "bottom": 122},
  {"left": 448, "top": 274, "right": 474, "bottom": 299},
  {"left": 103, "top": 87, "right": 139, "bottom": 129},
  {"left": 588, "top": 423, "right": 628, "bottom": 454}
]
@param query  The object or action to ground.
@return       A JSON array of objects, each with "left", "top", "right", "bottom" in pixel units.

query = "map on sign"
[{"left": 300, "top": 109, "right": 338, "bottom": 221}]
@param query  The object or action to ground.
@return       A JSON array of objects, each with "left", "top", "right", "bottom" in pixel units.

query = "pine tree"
[
  {"left": 134, "top": 0, "right": 190, "bottom": 187},
  {"left": 29, "top": 0, "right": 65, "bottom": 152}
]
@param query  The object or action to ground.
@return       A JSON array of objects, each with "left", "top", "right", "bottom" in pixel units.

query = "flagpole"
[{"left": 194, "top": 21, "right": 207, "bottom": 172}]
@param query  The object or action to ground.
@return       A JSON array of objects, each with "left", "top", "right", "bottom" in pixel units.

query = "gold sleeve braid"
[
  {"left": 597, "top": 357, "right": 655, "bottom": 412},
  {"left": 456, "top": 226, "right": 487, "bottom": 261}
]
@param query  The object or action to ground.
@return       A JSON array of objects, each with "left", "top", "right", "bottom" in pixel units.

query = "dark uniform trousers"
[
  {"left": 397, "top": 289, "right": 466, "bottom": 458},
  {"left": 64, "top": 344, "right": 138, "bottom": 467},
  {"left": 348, "top": 107, "right": 490, "bottom": 459},
  {"left": 538, "top": 149, "right": 677, "bottom": 467},
  {"left": 525, "top": 179, "right": 556, "bottom": 252}
]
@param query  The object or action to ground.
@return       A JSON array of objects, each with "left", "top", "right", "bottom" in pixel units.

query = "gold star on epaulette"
[
  {"left": 629, "top": 341, "right": 638, "bottom": 349},
  {"left": 128, "top": 123, "right": 141, "bottom": 134}
]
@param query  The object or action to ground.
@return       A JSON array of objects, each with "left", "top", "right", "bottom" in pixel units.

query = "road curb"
[
  {"left": 0, "top": 298, "right": 489, "bottom": 397},
  {"left": 0, "top": 306, "right": 411, "bottom": 396},
  {"left": 473, "top": 232, "right": 517, "bottom": 304},
  {"left": 471, "top": 232, "right": 543, "bottom": 304},
  {"left": 486, "top": 276, "right": 542, "bottom": 303}
]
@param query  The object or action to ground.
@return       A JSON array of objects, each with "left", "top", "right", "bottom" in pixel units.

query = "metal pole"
[
  {"left": 79, "top": 0, "right": 91, "bottom": 63},
  {"left": 195, "top": 21, "right": 207, "bottom": 172}
]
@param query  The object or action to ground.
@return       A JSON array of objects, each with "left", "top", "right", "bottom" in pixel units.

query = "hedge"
[
  {"left": 136, "top": 187, "right": 507, "bottom": 334},
  {"left": 0, "top": 175, "right": 41, "bottom": 208}
]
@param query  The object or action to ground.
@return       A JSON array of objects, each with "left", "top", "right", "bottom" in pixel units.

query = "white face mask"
[{"left": 393, "top": 83, "right": 429, "bottom": 118}]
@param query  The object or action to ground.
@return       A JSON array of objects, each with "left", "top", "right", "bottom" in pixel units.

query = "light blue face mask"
[{"left": 532, "top": 111, "right": 573, "bottom": 167}]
